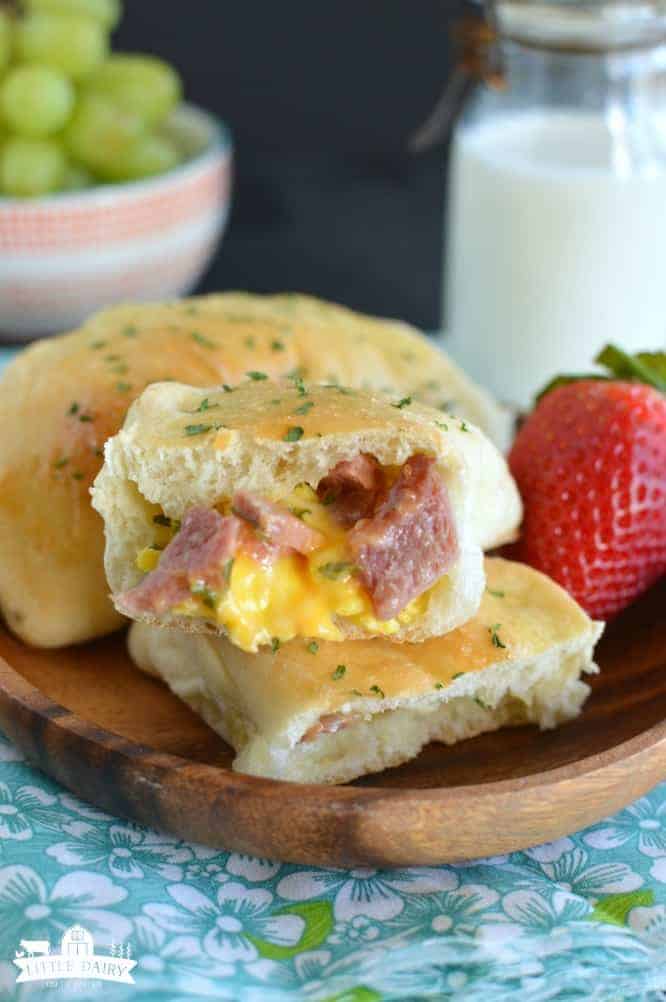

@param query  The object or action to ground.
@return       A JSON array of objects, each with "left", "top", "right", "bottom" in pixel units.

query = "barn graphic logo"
[{"left": 13, "top": 925, "right": 136, "bottom": 985}]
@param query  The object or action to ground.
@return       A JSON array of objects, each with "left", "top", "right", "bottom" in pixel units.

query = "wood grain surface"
[{"left": 0, "top": 578, "right": 664, "bottom": 867}]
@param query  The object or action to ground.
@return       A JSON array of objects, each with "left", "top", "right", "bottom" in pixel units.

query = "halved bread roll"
[
  {"left": 92, "top": 380, "right": 521, "bottom": 651},
  {"left": 0, "top": 291, "right": 511, "bottom": 649},
  {"left": 128, "top": 558, "right": 604, "bottom": 785}
]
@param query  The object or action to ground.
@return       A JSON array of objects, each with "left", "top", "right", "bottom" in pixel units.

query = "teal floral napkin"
[{"left": 0, "top": 729, "right": 665, "bottom": 1001}]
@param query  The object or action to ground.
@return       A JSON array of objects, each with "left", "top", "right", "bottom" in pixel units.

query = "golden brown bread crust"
[
  {"left": 128, "top": 558, "right": 604, "bottom": 784},
  {"left": 0, "top": 292, "right": 512, "bottom": 647}
]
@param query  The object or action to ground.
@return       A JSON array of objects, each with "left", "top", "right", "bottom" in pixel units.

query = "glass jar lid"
[{"left": 496, "top": 1, "right": 666, "bottom": 50}]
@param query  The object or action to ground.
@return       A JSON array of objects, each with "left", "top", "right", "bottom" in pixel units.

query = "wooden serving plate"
[{"left": 0, "top": 579, "right": 664, "bottom": 868}]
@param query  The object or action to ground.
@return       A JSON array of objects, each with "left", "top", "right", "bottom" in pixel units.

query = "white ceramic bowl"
[{"left": 0, "top": 104, "right": 233, "bottom": 339}]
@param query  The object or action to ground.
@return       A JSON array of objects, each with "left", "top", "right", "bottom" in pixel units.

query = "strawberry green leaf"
[
  {"left": 536, "top": 373, "right": 609, "bottom": 402},
  {"left": 536, "top": 344, "right": 666, "bottom": 403},
  {"left": 595, "top": 345, "right": 666, "bottom": 392}
]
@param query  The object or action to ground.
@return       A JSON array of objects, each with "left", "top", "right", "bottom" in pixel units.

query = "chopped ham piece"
[
  {"left": 232, "top": 491, "right": 324, "bottom": 554},
  {"left": 299, "top": 712, "right": 362, "bottom": 744},
  {"left": 118, "top": 506, "right": 241, "bottom": 616},
  {"left": 119, "top": 491, "right": 325, "bottom": 617},
  {"left": 348, "top": 454, "right": 458, "bottom": 620},
  {"left": 317, "top": 453, "right": 384, "bottom": 527}
]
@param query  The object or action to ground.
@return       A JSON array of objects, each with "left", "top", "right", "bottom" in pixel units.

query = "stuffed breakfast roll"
[
  {"left": 128, "top": 558, "right": 603, "bottom": 784},
  {"left": 92, "top": 378, "right": 522, "bottom": 652}
]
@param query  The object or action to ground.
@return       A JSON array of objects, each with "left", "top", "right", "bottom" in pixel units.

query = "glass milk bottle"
[{"left": 444, "top": 1, "right": 666, "bottom": 409}]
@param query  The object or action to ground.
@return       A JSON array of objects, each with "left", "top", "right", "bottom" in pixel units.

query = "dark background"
[{"left": 115, "top": 1, "right": 458, "bottom": 329}]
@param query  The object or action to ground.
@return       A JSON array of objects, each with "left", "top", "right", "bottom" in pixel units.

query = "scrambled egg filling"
[{"left": 136, "top": 483, "right": 428, "bottom": 652}]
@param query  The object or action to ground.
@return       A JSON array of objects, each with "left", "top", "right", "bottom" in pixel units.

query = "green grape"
[
  {"left": 25, "top": 0, "right": 121, "bottom": 30},
  {"left": 63, "top": 93, "right": 144, "bottom": 174},
  {"left": 60, "top": 161, "right": 93, "bottom": 190},
  {"left": 0, "top": 137, "right": 66, "bottom": 196},
  {"left": 85, "top": 54, "right": 182, "bottom": 126},
  {"left": 0, "top": 11, "right": 14, "bottom": 76},
  {"left": 16, "top": 12, "right": 109, "bottom": 81},
  {"left": 99, "top": 132, "right": 181, "bottom": 181},
  {"left": 1, "top": 65, "right": 74, "bottom": 138}
]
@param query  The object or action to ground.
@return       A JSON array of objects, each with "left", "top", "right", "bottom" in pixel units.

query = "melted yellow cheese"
[{"left": 136, "top": 484, "right": 427, "bottom": 652}]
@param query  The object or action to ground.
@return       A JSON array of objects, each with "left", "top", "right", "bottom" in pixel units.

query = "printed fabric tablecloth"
[{"left": 0, "top": 728, "right": 665, "bottom": 1002}]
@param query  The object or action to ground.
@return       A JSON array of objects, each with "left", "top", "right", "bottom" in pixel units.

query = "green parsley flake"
[
  {"left": 487, "top": 588, "right": 506, "bottom": 599},
  {"left": 324, "top": 383, "right": 352, "bottom": 395},
  {"left": 307, "top": 641, "right": 319, "bottom": 654},
  {"left": 194, "top": 397, "right": 220, "bottom": 413},
  {"left": 295, "top": 401, "right": 314, "bottom": 415},
  {"left": 183, "top": 424, "right": 211, "bottom": 436},
  {"left": 67, "top": 402, "right": 79, "bottom": 415},
  {"left": 489, "top": 624, "right": 507, "bottom": 649},
  {"left": 392, "top": 396, "right": 412, "bottom": 409},
  {"left": 191, "top": 332, "right": 216, "bottom": 349},
  {"left": 318, "top": 561, "right": 354, "bottom": 581},
  {"left": 284, "top": 426, "right": 304, "bottom": 442},
  {"left": 71, "top": 471, "right": 84, "bottom": 481},
  {"left": 475, "top": 697, "right": 490, "bottom": 710},
  {"left": 271, "top": 339, "right": 285, "bottom": 352},
  {"left": 460, "top": 420, "right": 470, "bottom": 432},
  {"left": 435, "top": 420, "right": 448, "bottom": 431},
  {"left": 223, "top": 558, "right": 234, "bottom": 583},
  {"left": 289, "top": 373, "right": 307, "bottom": 396},
  {"left": 247, "top": 370, "right": 268, "bottom": 381},
  {"left": 222, "top": 384, "right": 233, "bottom": 393},
  {"left": 434, "top": 682, "right": 445, "bottom": 690},
  {"left": 370, "top": 684, "right": 385, "bottom": 698},
  {"left": 53, "top": 456, "right": 69, "bottom": 469},
  {"left": 351, "top": 688, "right": 364, "bottom": 697},
  {"left": 78, "top": 413, "right": 94, "bottom": 423},
  {"left": 123, "top": 325, "right": 138, "bottom": 338},
  {"left": 452, "top": 672, "right": 466, "bottom": 680},
  {"left": 116, "top": 382, "right": 132, "bottom": 393},
  {"left": 271, "top": 637, "right": 281, "bottom": 653},
  {"left": 332, "top": 665, "right": 346, "bottom": 681},
  {"left": 244, "top": 336, "right": 256, "bottom": 350},
  {"left": 90, "top": 339, "right": 106, "bottom": 349},
  {"left": 191, "top": 581, "right": 218, "bottom": 609}
]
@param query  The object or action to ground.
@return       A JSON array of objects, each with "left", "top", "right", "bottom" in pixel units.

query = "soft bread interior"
[
  {"left": 128, "top": 559, "right": 604, "bottom": 785},
  {"left": 93, "top": 381, "right": 521, "bottom": 645}
]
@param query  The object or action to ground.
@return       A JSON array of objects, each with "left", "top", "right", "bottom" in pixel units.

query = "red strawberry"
[{"left": 508, "top": 347, "right": 666, "bottom": 620}]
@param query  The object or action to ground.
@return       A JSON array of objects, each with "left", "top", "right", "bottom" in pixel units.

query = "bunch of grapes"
[{"left": 0, "top": 0, "right": 183, "bottom": 196}]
